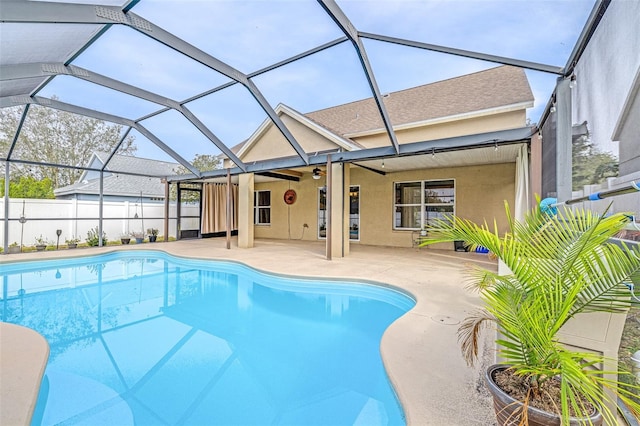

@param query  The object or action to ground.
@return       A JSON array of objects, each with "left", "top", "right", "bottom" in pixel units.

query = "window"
[
  {"left": 349, "top": 186, "right": 360, "bottom": 240},
  {"left": 318, "top": 187, "right": 327, "bottom": 238},
  {"left": 254, "top": 190, "right": 270, "bottom": 225},
  {"left": 394, "top": 179, "right": 454, "bottom": 230}
]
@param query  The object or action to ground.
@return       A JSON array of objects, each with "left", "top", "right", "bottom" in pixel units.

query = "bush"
[{"left": 86, "top": 227, "right": 107, "bottom": 246}]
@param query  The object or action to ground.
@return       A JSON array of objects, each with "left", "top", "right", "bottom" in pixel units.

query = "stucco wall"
[
  {"left": 573, "top": 0, "right": 640, "bottom": 158},
  {"left": 241, "top": 115, "right": 342, "bottom": 163},
  {"left": 253, "top": 162, "right": 515, "bottom": 248}
]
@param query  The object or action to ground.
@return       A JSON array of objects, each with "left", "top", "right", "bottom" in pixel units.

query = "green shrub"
[{"left": 86, "top": 227, "right": 108, "bottom": 246}]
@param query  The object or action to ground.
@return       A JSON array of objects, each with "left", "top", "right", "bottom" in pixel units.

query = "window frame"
[
  {"left": 393, "top": 179, "right": 455, "bottom": 230},
  {"left": 254, "top": 190, "right": 271, "bottom": 225},
  {"left": 318, "top": 186, "right": 327, "bottom": 239}
]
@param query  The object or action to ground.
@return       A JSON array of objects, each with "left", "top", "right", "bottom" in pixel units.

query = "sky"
[{"left": 36, "top": 0, "right": 599, "bottom": 164}]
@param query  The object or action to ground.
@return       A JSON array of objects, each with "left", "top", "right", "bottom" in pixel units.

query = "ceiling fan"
[{"left": 312, "top": 167, "right": 326, "bottom": 180}]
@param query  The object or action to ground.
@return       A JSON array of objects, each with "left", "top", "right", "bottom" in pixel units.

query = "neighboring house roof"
[
  {"left": 305, "top": 65, "right": 534, "bottom": 137},
  {"left": 54, "top": 153, "right": 179, "bottom": 198},
  {"left": 94, "top": 152, "right": 179, "bottom": 176}
]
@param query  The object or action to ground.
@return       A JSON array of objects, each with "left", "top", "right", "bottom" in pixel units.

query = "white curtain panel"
[{"left": 514, "top": 143, "right": 530, "bottom": 222}]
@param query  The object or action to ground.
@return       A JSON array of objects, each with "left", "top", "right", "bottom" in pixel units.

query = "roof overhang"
[
  {"left": 170, "top": 126, "right": 534, "bottom": 183},
  {"left": 343, "top": 101, "right": 534, "bottom": 139}
]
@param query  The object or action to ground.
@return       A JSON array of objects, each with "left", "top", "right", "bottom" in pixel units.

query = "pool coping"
[{"left": 0, "top": 323, "right": 50, "bottom": 426}]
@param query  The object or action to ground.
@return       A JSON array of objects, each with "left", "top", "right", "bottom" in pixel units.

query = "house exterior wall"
[
  {"left": 252, "top": 162, "right": 515, "bottom": 248},
  {"left": 240, "top": 115, "right": 344, "bottom": 163},
  {"left": 349, "top": 110, "right": 526, "bottom": 148}
]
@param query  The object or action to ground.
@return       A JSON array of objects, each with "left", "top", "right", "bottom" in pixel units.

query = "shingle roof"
[
  {"left": 305, "top": 65, "right": 534, "bottom": 136},
  {"left": 96, "top": 152, "right": 178, "bottom": 176},
  {"left": 54, "top": 154, "right": 178, "bottom": 198}
]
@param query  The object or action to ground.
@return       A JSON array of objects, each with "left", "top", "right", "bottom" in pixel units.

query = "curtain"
[
  {"left": 514, "top": 143, "right": 530, "bottom": 222},
  {"left": 201, "top": 183, "right": 238, "bottom": 234}
]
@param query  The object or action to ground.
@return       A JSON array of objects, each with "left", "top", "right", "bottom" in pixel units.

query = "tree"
[
  {"left": 170, "top": 154, "right": 221, "bottom": 202},
  {"left": 0, "top": 100, "right": 136, "bottom": 190},
  {"left": 0, "top": 176, "right": 55, "bottom": 198},
  {"left": 573, "top": 136, "right": 618, "bottom": 190},
  {"left": 172, "top": 153, "right": 221, "bottom": 175}
]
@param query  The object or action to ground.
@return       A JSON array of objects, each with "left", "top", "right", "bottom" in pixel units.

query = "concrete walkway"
[{"left": 1, "top": 238, "right": 498, "bottom": 425}]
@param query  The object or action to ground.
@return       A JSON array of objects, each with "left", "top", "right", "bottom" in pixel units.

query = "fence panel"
[{"left": 1, "top": 198, "right": 200, "bottom": 248}]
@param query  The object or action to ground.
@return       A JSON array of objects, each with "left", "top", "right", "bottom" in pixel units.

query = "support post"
[
  {"left": 555, "top": 77, "right": 572, "bottom": 203},
  {"left": 226, "top": 169, "right": 231, "bottom": 250},
  {"left": 238, "top": 173, "right": 254, "bottom": 248},
  {"left": 329, "top": 160, "right": 347, "bottom": 258},
  {"left": 326, "top": 155, "right": 332, "bottom": 260},
  {"left": 177, "top": 183, "right": 182, "bottom": 240},
  {"left": 3, "top": 163, "right": 9, "bottom": 254},
  {"left": 98, "top": 171, "right": 104, "bottom": 246},
  {"left": 163, "top": 179, "right": 169, "bottom": 242}
]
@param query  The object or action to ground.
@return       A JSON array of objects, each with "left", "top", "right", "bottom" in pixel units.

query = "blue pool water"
[{"left": 1, "top": 251, "right": 415, "bottom": 425}]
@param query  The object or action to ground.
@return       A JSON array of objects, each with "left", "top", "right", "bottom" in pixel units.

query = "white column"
[
  {"left": 238, "top": 173, "right": 254, "bottom": 248},
  {"left": 329, "top": 162, "right": 348, "bottom": 257}
]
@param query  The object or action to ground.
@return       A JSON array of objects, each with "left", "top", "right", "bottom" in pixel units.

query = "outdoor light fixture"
[
  {"left": 312, "top": 168, "right": 322, "bottom": 180},
  {"left": 494, "top": 141, "right": 499, "bottom": 152},
  {"left": 549, "top": 94, "right": 557, "bottom": 113},
  {"left": 381, "top": 159, "right": 385, "bottom": 169},
  {"left": 569, "top": 74, "right": 577, "bottom": 89}
]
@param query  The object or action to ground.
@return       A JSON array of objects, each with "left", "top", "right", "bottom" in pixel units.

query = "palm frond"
[
  {"left": 457, "top": 310, "right": 495, "bottom": 366},
  {"left": 424, "top": 200, "right": 640, "bottom": 422}
]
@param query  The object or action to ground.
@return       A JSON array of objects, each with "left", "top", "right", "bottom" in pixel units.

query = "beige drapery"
[{"left": 201, "top": 183, "right": 238, "bottom": 234}]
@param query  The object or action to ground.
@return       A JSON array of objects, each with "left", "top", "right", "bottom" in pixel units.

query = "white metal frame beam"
[
  {"left": 0, "top": 95, "right": 201, "bottom": 177},
  {"left": 360, "top": 33, "right": 564, "bottom": 75},
  {"left": 172, "top": 126, "right": 534, "bottom": 182},
  {"left": 0, "top": 0, "right": 309, "bottom": 165},
  {"left": 317, "top": 0, "right": 400, "bottom": 154},
  {"left": 0, "top": 62, "right": 247, "bottom": 171}
]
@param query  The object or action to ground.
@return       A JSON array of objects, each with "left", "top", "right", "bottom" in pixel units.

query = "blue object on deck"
[
  {"left": 475, "top": 246, "right": 489, "bottom": 254},
  {"left": 540, "top": 197, "right": 558, "bottom": 216}
]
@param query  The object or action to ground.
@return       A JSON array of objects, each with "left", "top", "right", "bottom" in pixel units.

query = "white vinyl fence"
[
  {"left": 568, "top": 173, "right": 640, "bottom": 217},
  {"left": 1, "top": 198, "right": 200, "bottom": 249}
]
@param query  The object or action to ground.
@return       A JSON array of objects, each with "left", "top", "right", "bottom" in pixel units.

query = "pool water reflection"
[{"left": 1, "top": 251, "right": 415, "bottom": 425}]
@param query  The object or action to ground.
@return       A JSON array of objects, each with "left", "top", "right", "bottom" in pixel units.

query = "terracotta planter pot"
[{"left": 485, "top": 364, "right": 603, "bottom": 426}]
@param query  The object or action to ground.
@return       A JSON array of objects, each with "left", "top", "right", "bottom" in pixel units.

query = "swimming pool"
[{"left": 1, "top": 251, "right": 415, "bottom": 425}]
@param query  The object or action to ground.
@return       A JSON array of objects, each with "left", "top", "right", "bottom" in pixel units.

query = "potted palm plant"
[{"left": 420, "top": 202, "right": 640, "bottom": 425}]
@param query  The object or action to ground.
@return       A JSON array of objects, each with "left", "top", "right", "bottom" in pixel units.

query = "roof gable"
[{"left": 236, "top": 104, "right": 361, "bottom": 160}]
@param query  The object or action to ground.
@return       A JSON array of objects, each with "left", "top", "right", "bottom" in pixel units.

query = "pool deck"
[{"left": 1, "top": 238, "right": 498, "bottom": 425}]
